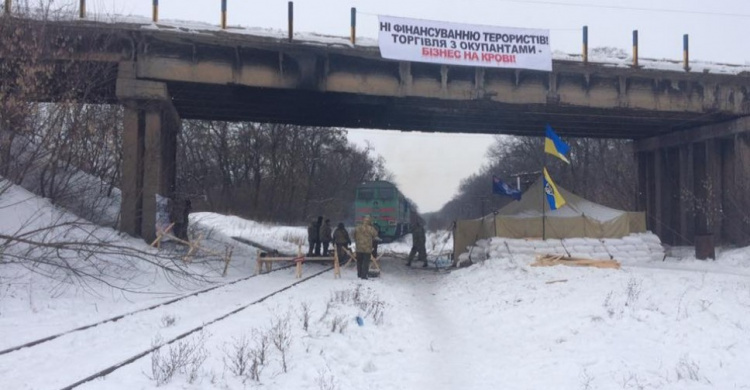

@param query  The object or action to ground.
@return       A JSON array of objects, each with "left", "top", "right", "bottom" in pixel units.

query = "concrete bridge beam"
[{"left": 117, "top": 62, "right": 179, "bottom": 242}]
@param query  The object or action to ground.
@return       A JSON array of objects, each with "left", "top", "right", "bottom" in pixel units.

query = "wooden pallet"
[{"left": 532, "top": 254, "right": 620, "bottom": 269}]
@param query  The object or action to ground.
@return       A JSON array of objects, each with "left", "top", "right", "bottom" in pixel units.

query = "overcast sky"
[{"left": 73, "top": 0, "right": 750, "bottom": 212}]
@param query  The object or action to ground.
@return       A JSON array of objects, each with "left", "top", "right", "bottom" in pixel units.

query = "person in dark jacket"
[
  {"left": 407, "top": 222, "right": 427, "bottom": 267},
  {"left": 333, "top": 222, "right": 352, "bottom": 263},
  {"left": 372, "top": 222, "right": 381, "bottom": 258},
  {"left": 314, "top": 216, "right": 323, "bottom": 256},
  {"left": 319, "top": 219, "right": 333, "bottom": 256},
  {"left": 307, "top": 219, "right": 319, "bottom": 256}
]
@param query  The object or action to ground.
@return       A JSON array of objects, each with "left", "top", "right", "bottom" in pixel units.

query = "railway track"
[
  {"left": 0, "top": 262, "right": 296, "bottom": 357},
  {"left": 0, "top": 264, "right": 333, "bottom": 390}
]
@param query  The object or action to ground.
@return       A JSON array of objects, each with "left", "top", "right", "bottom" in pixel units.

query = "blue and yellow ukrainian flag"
[
  {"left": 543, "top": 168, "right": 566, "bottom": 210},
  {"left": 544, "top": 125, "right": 570, "bottom": 164}
]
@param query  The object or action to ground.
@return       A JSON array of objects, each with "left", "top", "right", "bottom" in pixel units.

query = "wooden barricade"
[
  {"left": 256, "top": 245, "right": 341, "bottom": 278},
  {"left": 339, "top": 246, "right": 383, "bottom": 274},
  {"left": 254, "top": 245, "right": 384, "bottom": 279},
  {"left": 150, "top": 225, "right": 233, "bottom": 273}
]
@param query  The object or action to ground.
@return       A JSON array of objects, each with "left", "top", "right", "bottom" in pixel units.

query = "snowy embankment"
[
  {"left": 4, "top": 176, "right": 750, "bottom": 389},
  {"left": 75, "top": 236, "right": 750, "bottom": 390},
  {"left": 0, "top": 182, "right": 294, "bottom": 352},
  {"left": 461, "top": 232, "right": 665, "bottom": 265},
  {"left": 190, "top": 212, "right": 308, "bottom": 256}
]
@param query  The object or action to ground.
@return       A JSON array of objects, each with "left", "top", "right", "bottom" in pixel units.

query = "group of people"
[
  {"left": 307, "top": 215, "right": 428, "bottom": 280},
  {"left": 307, "top": 216, "right": 350, "bottom": 258}
]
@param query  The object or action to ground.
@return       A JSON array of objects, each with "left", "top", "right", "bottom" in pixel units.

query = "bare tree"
[{"left": 178, "top": 121, "right": 387, "bottom": 224}]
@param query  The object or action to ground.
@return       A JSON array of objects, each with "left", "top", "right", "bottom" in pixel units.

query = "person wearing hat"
[
  {"left": 319, "top": 219, "right": 333, "bottom": 256},
  {"left": 333, "top": 222, "right": 352, "bottom": 263},
  {"left": 307, "top": 218, "right": 319, "bottom": 256},
  {"left": 353, "top": 215, "right": 380, "bottom": 279},
  {"left": 407, "top": 221, "right": 427, "bottom": 267}
]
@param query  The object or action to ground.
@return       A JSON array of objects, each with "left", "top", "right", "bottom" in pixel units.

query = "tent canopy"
[{"left": 453, "top": 179, "right": 646, "bottom": 256}]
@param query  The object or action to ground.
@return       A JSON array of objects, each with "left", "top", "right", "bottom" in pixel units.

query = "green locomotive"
[{"left": 354, "top": 180, "right": 414, "bottom": 242}]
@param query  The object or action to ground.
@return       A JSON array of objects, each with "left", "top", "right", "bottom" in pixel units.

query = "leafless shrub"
[
  {"left": 698, "top": 299, "right": 713, "bottom": 312},
  {"left": 322, "top": 286, "right": 387, "bottom": 327},
  {"left": 299, "top": 301, "right": 311, "bottom": 332},
  {"left": 330, "top": 315, "right": 348, "bottom": 334},
  {"left": 246, "top": 328, "right": 271, "bottom": 382},
  {"left": 148, "top": 332, "right": 209, "bottom": 386},
  {"left": 319, "top": 300, "right": 333, "bottom": 323},
  {"left": 619, "top": 372, "right": 646, "bottom": 389},
  {"left": 160, "top": 314, "right": 176, "bottom": 328},
  {"left": 315, "top": 367, "right": 339, "bottom": 390},
  {"left": 579, "top": 368, "right": 594, "bottom": 390},
  {"left": 625, "top": 278, "right": 642, "bottom": 307},
  {"left": 675, "top": 354, "right": 708, "bottom": 383},
  {"left": 603, "top": 290, "right": 617, "bottom": 318},
  {"left": 270, "top": 313, "right": 293, "bottom": 373},
  {"left": 222, "top": 335, "right": 252, "bottom": 377},
  {"left": 362, "top": 299, "right": 386, "bottom": 325}
]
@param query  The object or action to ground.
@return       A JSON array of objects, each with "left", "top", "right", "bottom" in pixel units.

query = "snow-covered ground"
[{"left": 2, "top": 179, "right": 750, "bottom": 389}]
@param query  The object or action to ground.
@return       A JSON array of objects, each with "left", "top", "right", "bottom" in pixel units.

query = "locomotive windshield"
[
  {"left": 357, "top": 189, "right": 374, "bottom": 200},
  {"left": 378, "top": 188, "right": 395, "bottom": 200}
]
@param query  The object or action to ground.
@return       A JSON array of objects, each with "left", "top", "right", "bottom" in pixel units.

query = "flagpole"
[
  {"left": 542, "top": 153, "right": 546, "bottom": 241},
  {"left": 542, "top": 171, "right": 546, "bottom": 240}
]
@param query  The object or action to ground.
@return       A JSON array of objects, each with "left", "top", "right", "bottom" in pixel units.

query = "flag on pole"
[
  {"left": 543, "top": 168, "right": 566, "bottom": 210},
  {"left": 544, "top": 124, "right": 570, "bottom": 164},
  {"left": 492, "top": 176, "right": 522, "bottom": 200}
]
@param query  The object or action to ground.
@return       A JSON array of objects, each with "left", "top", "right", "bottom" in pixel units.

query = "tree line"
[
  {"left": 177, "top": 121, "right": 388, "bottom": 225},
  {"left": 427, "top": 135, "right": 638, "bottom": 230}
]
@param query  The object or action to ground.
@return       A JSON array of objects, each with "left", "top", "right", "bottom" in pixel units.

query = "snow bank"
[{"left": 191, "top": 212, "right": 308, "bottom": 255}]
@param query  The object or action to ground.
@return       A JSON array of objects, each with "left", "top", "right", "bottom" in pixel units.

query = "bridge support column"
[
  {"left": 659, "top": 148, "right": 680, "bottom": 245},
  {"left": 722, "top": 134, "right": 750, "bottom": 245},
  {"left": 693, "top": 139, "right": 723, "bottom": 239},
  {"left": 117, "top": 63, "right": 179, "bottom": 242},
  {"left": 738, "top": 135, "right": 750, "bottom": 244},
  {"left": 636, "top": 151, "right": 656, "bottom": 234},
  {"left": 678, "top": 144, "right": 695, "bottom": 243},
  {"left": 119, "top": 102, "right": 179, "bottom": 242},
  {"left": 635, "top": 117, "right": 750, "bottom": 247}
]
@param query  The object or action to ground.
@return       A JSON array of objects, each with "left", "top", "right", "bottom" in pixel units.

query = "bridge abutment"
[
  {"left": 636, "top": 117, "right": 750, "bottom": 248},
  {"left": 116, "top": 62, "right": 179, "bottom": 242}
]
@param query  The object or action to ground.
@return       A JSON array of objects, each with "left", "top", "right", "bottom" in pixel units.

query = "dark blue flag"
[{"left": 492, "top": 176, "right": 522, "bottom": 201}]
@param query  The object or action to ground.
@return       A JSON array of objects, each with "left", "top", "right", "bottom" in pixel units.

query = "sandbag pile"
[{"left": 458, "top": 232, "right": 664, "bottom": 265}]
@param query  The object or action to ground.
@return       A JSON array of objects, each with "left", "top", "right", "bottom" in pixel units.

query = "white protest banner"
[{"left": 378, "top": 15, "right": 552, "bottom": 72}]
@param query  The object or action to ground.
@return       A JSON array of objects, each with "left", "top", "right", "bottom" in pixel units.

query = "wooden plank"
[
  {"left": 532, "top": 254, "right": 621, "bottom": 269},
  {"left": 232, "top": 236, "right": 295, "bottom": 256}
]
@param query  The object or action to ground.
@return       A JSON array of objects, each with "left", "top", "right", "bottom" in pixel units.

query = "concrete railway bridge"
[{"left": 1, "top": 18, "right": 749, "bottom": 246}]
